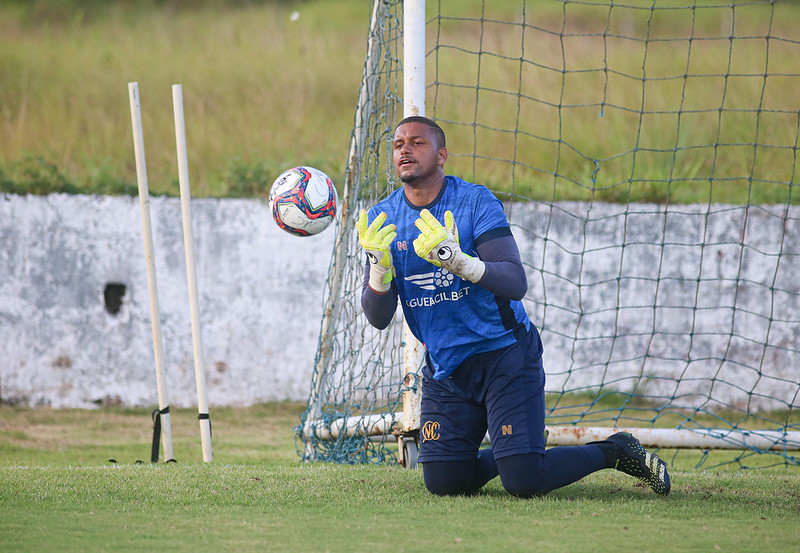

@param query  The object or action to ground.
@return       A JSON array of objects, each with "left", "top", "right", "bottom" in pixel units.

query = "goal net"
[{"left": 296, "top": 0, "right": 800, "bottom": 470}]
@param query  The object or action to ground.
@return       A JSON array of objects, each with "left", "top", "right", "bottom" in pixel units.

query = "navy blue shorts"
[{"left": 418, "top": 325, "right": 547, "bottom": 463}]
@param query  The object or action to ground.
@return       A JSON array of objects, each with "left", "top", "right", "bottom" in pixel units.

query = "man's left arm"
[
  {"left": 474, "top": 232, "right": 527, "bottom": 300},
  {"left": 413, "top": 209, "right": 527, "bottom": 300}
]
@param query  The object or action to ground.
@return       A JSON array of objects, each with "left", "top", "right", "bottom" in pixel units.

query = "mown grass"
[
  {"left": 1, "top": 403, "right": 799, "bottom": 553},
  {"left": 1, "top": 0, "right": 798, "bottom": 203}
]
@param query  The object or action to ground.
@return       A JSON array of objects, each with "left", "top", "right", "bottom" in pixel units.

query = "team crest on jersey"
[{"left": 404, "top": 268, "right": 454, "bottom": 290}]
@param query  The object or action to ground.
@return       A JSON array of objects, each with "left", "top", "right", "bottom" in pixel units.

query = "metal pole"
[
  {"left": 546, "top": 426, "right": 800, "bottom": 452},
  {"left": 404, "top": 0, "right": 427, "bottom": 118}
]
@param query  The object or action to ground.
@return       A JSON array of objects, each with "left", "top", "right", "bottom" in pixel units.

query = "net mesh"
[{"left": 296, "top": 0, "right": 800, "bottom": 469}]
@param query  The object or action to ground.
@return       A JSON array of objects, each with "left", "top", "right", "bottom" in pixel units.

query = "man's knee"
[
  {"left": 497, "top": 452, "right": 549, "bottom": 498},
  {"left": 422, "top": 460, "right": 480, "bottom": 496},
  {"left": 499, "top": 477, "right": 548, "bottom": 498},
  {"left": 424, "top": 477, "right": 474, "bottom": 496}
]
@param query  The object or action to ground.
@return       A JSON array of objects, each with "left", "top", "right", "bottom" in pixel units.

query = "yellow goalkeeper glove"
[
  {"left": 356, "top": 209, "right": 397, "bottom": 293},
  {"left": 412, "top": 209, "right": 485, "bottom": 283}
]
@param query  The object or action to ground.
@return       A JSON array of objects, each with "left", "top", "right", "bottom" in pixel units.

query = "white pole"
[
  {"left": 545, "top": 427, "right": 800, "bottom": 452},
  {"left": 302, "top": 414, "right": 800, "bottom": 452},
  {"left": 404, "top": 0, "right": 426, "bottom": 117},
  {"left": 127, "top": 82, "right": 174, "bottom": 462},
  {"left": 172, "top": 84, "right": 213, "bottom": 463},
  {"left": 400, "top": 0, "right": 427, "bottom": 441}
]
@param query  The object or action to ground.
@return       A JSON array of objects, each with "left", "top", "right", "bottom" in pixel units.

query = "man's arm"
[
  {"left": 474, "top": 233, "right": 528, "bottom": 300},
  {"left": 413, "top": 210, "right": 527, "bottom": 300},
  {"left": 361, "top": 260, "right": 399, "bottom": 329},
  {"left": 356, "top": 209, "right": 399, "bottom": 329}
]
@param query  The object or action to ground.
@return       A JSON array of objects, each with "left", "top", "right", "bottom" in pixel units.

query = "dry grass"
[
  {"left": 0, "top": 1, "right": 371, "bottom": 196},
  {"left": 2, "top": 1, "right": 798, "bottom": 202},
  {"left": 0, "top": 402, "right": 305, "bottom": 466}
]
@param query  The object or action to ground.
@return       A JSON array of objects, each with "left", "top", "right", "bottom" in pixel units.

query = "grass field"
[
  {"left": 1, "top": 403, "right": 799, "bottom": 552},
  {"left": 2, "top": 1, "right": 799, "bottom": 550}
]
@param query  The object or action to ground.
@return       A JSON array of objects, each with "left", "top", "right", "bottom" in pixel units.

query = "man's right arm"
[{"left": 360, "top": 260, "right": 398, "bottom": 329}]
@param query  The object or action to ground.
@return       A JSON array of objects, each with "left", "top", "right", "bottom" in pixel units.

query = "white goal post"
[{"left": 304, "top": 411, "right": 797, "bottom": 453}]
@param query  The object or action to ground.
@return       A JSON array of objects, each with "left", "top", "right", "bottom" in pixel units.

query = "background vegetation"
[
  {"left": 0, "top": 0, "right": 373, "bottom": 197},
  {"left": 2, "top": 0, "right": 798, "bottom": 203}
]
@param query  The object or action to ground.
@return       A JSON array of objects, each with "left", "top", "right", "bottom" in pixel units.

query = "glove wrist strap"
[
  {"left": 369, "top": 265, "right": 393, "bottom": 293},
  {"left": 443, "top": 253, "right": 484, "bottom": 283},
  {"left": 456, "top": 254, "right": 485, "bottom": 283}
]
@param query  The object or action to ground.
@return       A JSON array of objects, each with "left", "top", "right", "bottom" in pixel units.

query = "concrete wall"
[
  {"left": 1, "top": 194, "right": 333, "bottom": 407},
  {"left": 508, "top": 201, "right": 800, "bottom": 411},
  {"left": 1, "top": 194, "right": 798, "bottom": 409}
]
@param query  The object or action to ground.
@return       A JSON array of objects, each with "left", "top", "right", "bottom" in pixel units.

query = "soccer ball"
[{"left": 268, "top": 166, "right": 338, "bottom": 237}]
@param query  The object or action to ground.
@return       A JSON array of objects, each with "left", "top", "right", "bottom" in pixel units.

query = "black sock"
[{"left": 591, "top": 441, "right": 622, "bottom": 468}]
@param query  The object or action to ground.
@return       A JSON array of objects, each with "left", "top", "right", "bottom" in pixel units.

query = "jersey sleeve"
[
  {"left": 471, "top": 185, "right": 511, "bottom": 241},
  {"left": 475, "top": 234, "right": 528, "bottom": 300}
]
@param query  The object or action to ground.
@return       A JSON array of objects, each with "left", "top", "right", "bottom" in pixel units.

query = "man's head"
[
  {"left": 392, "top": 116, "right": 448, "bottom": 185},
  {"left": 394, "top": 116, "right": 446, "bottom": 149}
]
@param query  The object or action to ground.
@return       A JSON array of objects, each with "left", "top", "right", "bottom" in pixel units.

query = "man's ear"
[{"left": 438, "top": 147, "right": 448, "bottom": 167}]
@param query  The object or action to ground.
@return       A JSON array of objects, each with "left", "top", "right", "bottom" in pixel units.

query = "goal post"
[
  {"left": 306, "top": 413, "right": 797, "bottom": 454},
  {"left": 297, "top": 0, "right": 800, "bottom": 470},
  {"left": 397, "top": 0, "right": 426, "bottom": 469}
]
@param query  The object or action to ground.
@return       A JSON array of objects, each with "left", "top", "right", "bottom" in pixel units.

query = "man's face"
[{"left": 392, "top": 122, "right": 447, "bottom": 184}]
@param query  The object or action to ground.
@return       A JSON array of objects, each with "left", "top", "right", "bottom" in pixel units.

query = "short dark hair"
[{"left": 395, "top": 116, "right": 446, "bottom": 149}]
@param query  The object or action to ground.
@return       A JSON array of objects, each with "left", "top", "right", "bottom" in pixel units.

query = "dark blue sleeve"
[
  {"left": 360, "top": 259, "right": 398, "bottom": 330},
  {"left": 475, "top": 231, "right": 528, "bottom": 301}
]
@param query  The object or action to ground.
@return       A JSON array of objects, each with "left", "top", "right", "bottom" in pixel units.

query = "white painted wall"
[
  {"left": 0, "top": 194, "right": 334, "bottom": 407},
  {"left": 508, "top": 201, "right": 800, "bottom": 411},
  {"left": 1, "top": 194, "right": 797, "bottom": 409}
]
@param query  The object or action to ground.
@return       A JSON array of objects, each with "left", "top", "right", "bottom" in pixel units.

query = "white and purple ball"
[{"left": 268, "top": 166, "right": 337, "bottom": 237}]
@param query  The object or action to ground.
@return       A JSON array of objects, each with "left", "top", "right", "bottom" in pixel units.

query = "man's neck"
[{"left": 403, "top": 175, "right": 445, "bottom": 207}]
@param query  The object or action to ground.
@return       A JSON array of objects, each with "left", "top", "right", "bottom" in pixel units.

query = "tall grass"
[
  {"left": 1, "top": 0, "right": 798, "bottom": 202},
  {"left": 0, "top": 0, "right": 372, "bottom": 197},
  {"left": 428, "top": 0, "right": 800, "bottom": 204}
]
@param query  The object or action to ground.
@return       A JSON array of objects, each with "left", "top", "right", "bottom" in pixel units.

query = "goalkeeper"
[{"left": 357, "top": 116, "right": 670, "bottom": 497}]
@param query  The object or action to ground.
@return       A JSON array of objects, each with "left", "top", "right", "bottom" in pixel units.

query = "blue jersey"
[{"left": 369, "top": 175, "right": 531, "bottom": 379}]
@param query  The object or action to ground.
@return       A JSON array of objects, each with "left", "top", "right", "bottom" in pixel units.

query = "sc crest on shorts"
[{"left": 421, "top": 420, "right": 441, "bottom": 442}]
